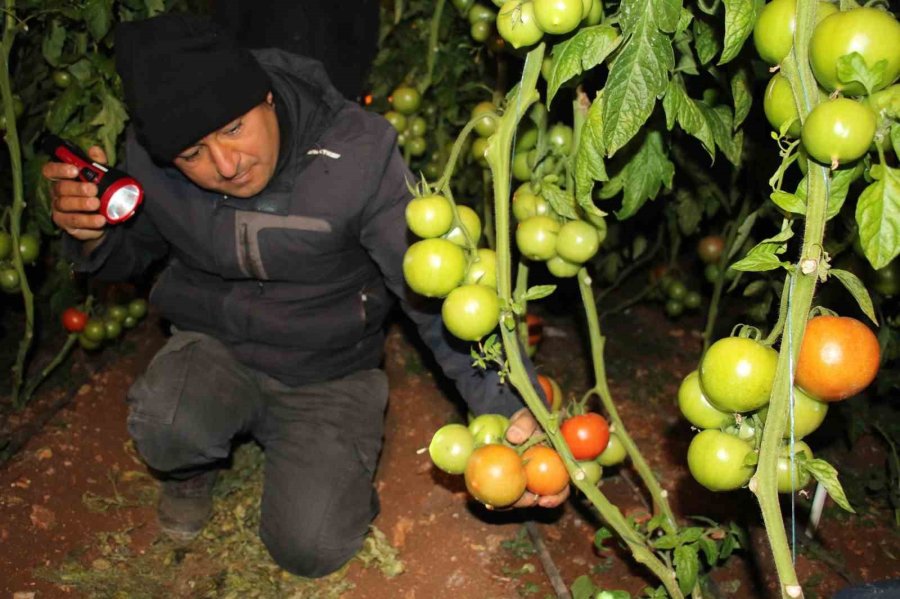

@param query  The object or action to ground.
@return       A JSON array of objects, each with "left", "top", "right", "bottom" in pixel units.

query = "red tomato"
[
  {"left": 61, "top": 307, "right": 88, "bottom": 333},
  {"left": 523, "top": 445, "right": 570, "bottom": 496},
  {"left": 795, "top": 315, "right": 880, "bottom": 402},
  {"left": 560, "top": 413, "right": 610, "bottom": 460}
]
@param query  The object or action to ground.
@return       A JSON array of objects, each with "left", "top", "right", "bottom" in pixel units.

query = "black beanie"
[{"left": 115, "top": 15, "right": 271, "bottom": 162}]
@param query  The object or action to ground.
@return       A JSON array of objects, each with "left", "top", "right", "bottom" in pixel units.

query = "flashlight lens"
[{"left": 106, "top": 185, "right": 141, "bottom": 220}]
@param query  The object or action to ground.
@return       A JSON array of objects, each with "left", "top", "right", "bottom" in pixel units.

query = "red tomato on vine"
[{"left": 561, "top": 413, "right": 610, "bottom": 460}]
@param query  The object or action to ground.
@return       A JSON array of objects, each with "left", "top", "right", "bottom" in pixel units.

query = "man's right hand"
[{"left": 44, "top": 145, "right": 109, "bottom": 244}]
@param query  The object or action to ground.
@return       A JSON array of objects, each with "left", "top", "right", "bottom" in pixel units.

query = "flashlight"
[{"left": 42, "top": 134, "right": 144, "bottom": 224}]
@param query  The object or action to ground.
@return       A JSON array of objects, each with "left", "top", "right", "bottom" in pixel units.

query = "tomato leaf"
[
  {"left": 574, "top": 94, "right": 608, "bottom": 215},
  {"left": 570, "top": 575, "right": 600, "bottom": 599},
  {"left": 698, "top": 536, "right": 718, "bottom": 566},
  {"left": 593, "top": 526, "right": 614, "bottom": 550},
  {"left": 675, "top": 191, "right": 703, "bottom": 235},
  {"left": 731, "top": 70, "right": 752, "bottom": 129},
  {"left": 803, "top": 458, "right": 856, "bottom": 514},
  {"left": 599, "top": 130, "right": 675, "bottom": 220},
  {"left": 891, "top": 124, "right": 900, "bottom": 157},
  {"left": 547, "top": 25, "right": 621, "bottom": 107},
  {"left": 855, "top": 165, "right": 900, "bottom": 269},
  {"left": 41, "top": 20, "right": 66, "bottom": 67},
  {"left": 698, "top": 103, "right": 743, "bottom": 166},
  {"left": 829, "top": 268, "right": 878, "bottom": 325},
  {"left": 795, "top": 166, "right": 860, "bottom": 221},
  {"left": 692, "top": 17, "right": 719, "bottom": 65},
  {"left": 90, "top": 84, "right": 128, "bottom": 166},
  {"left": 770, "top": 191, "right": 806, "bottom": 215},
  {"left": 84, "top": 0, "right": 113, "bottom": 42},
  {"left": 541, "top": 182, "right": 580, "bottom": 220},
  {"left": 523, "top": 285, "right": 557, "bottom": 302},
  {"left": 144, "top": 0, "right": 167, "bottom": 16},
  {"left": 674, "top": 544, "right": 699, "bottom": 595},
  {"left": 836, "top": 52, "right": 888, "bottom": 97},
  {"left": 731, "top": 227, "right": 793, "bottom": 272},
  {"left": 45, "top": 82, "right": 85, "bottom": 134},
  {"left": 662, "top": 76, "right": 715, "bottom": 160},
  {"left": 601, "top": 0, "right": 678, "bottom": 155},
  {"left": 719, "top": 0, "right": 762, "bottom": 65}
]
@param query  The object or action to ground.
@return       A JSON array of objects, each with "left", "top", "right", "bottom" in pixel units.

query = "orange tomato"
[
  {"left": 795, "top": 315, "right": 880, "bottom": 402},
  {"left": 464, "top": 444, "right": 527, "bottom": 507},
  {"left": 523, "top": 445, "right": 570, "bottom": 496},
  {"left": 537, "top": 374, "right": 563, "bottom": 411}
]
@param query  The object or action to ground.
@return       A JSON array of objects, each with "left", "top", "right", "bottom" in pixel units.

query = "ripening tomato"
[
  {"left": 497, "top": 0, "right": 545, "bottom": 49},
  {"left": 776, "top": 441, "right": 813, "bottom": 494},
  {"left": 537, "top": 373, "right": 562, "bottom": 411},
  {"left": 795, "top": 315, "right": 880, "bottom": 402},
  {"left": 700, "top": 337, "right": 779, "bottom": 413},
  {"left": 391, "top": 86, "right": 422, "bottom": 115},
  {"left": 61, "top": 307, "right": 88, "bottom": 333},
  {"left": 596, "top": 432, "right": 627, "bottom": 467},
  {"left": 403, "top": 238, "right": 467, "bottom": 297},
  {"left": 561, "top": 413, "right": 610, "bottom": 460},
  {"left": 764, "top": 74, "right": 801, "bottom": 138},
  {"left": 697, "top": 235, "right": 726, "bottom": 265},
  {"left": 429, "top": 423, "right": 476, "bottom": 474},
  {"left": 678, "top": 370, "right": 734, "bottom": 429},
  {"left": 464, "top": 248, "right": 498, "bottom": 288},
  {"left": 809, "top": 7, "right": 900, "bottom": 96},
  {"left": 523, "top": 445, "right": 570, "bottom": 496},
  {"left": 526, "top": 313, "right": 544, "bottom": 347},
  {"left": 442, "top": 284, "right": 501, "bottom": 341},
  {"left": 533, "top": 0, "right": 583, "bottom": 35},
  {"left": 444, "top": 205, "right": 483, "bottom": 248},
  {"left": 406, "top": 194, "right": 454, "bottom": 239},
  {"left": 517, "top": 215, "right": 561, "bottom": 261},
  {"left": 465, "top": 444, "right": 527, "bottom": 507},
  {"left": 801, "top": 98, "right": 877, "bottom": 167},
  {"left": 753, "top": 0, "right": 838, "bottom": 65},
  {"left": 687, "top": 429, "right": 755, "bottom": 492}
]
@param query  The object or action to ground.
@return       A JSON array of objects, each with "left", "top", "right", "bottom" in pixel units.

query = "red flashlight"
[{"left": 42, "top": 135, "right": 144, "bottom": 224}]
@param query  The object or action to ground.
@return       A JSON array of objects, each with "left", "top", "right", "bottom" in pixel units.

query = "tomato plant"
[
  {"left": 687, "top": 430, "right": 755, "bottom": 492},
  {"left": 523, "top": 445, "right": 570, "bottom": 496},
  {"left": 464, "top": 444, "right": 527, "bottom": 507},
  {"left": 795, "top": 315, "right": 880, "bottom": 402},
  {"left": 753, "top": 0, "right": 837, "bottom": 65},
  {"left": 700, "top": 337, "right": 779, "bottom": 413},
  {"left": 61, "top": 307, "right": 88, "bottom": 333},
  {"left": 561, "top": 413, "right": 610, "bottom": 460}
]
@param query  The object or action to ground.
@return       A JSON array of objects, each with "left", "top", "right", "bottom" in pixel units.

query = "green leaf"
[
  {"left": 662, "top": 77, "right": 715, "bottom": 159},
  {"left": 674, "top": 544, "right": 699, "bottom": 595},
  {"left": 731, "top": 70, "right": 752, "bottom": 129},
  {"left": 675, "top": 192, "right": 703, "bottom": 235},
  {"left": 728, "top": 210, "right": 759, "bottom": 261},
  {"left": 594, "top": 526, "right": 614, "bottom": 549},
  {"left": 541, "top": 182, "right": 580, "bottom": 220},
  {"left": 574, "top": 95, "right": 608, "bottom": 217},
  {"left": 652, "top": 533, "right": 680, "bottom": 550},
  {"left": 523, "top": 284, "right": 557, "bottom": 301},
  {"left": 547, "top": 26, "right": 621, "bottom": 107},
  {"left": 770, "top": 190, "right": 806, "bottom": 214},
  {"left": 731, "top": 228, "right": 794, "bottom": 272},
  {"left": 84, "top": 0, "right": 113, "bottom": 41},
  {"left": 692, "top": 18, "right": 719, "bottom": 65},
  {"left": 719, "top": 0, "right": 762, "bottom": 65},
  {"left": 698, "top": 537, "right": 718, "bottom": 566},
  {"left": 144, "top": 0, "right": 167, "bottom": 16},
  {"left": 803, "top": 458, "right": 856, "bottom": 513},
  {"left": 892, "top": 124, "right": 900, "bottom": 157},
  {"left": 571, "top": 575, "right": 600, "bottom": 599},
  {"left": 42, "top": 20, "right": 66, "bottom": 67},
  {"left": 829, "top": 268, "right": 878, "bottom": 325},
  {"left": 856, "top": 166, "right": 900, "bottom": 269},
  {"left": 795, "top": 165, "right": 861, "bottom": 220},
  {"left": 601, "top": 0, "right": 678, "bottom": 155},
  {"left": 91, "top": 86, "right": 129, "bottom": 166},
  {"left": 699, "top": 104, "right": 743, "bottom": 166},
  {"left": 836, "top": 52, "right": 888, "bottom": 96},
  {"left": 676, "top": 7, "right": 694, "bottom": 35},
  {"left": 45, "top": 82, "right": 85, "bottom": 134},
  {"left": 743, "top": 280, "right": 768, "bottom": 297},
  {"left": 602, "top": 130, "right": 675, "bottom": 220}
]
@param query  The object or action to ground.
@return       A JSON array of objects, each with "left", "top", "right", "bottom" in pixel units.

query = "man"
[{"left": 45, "top": 15, "right": 567, "bottom": 579}]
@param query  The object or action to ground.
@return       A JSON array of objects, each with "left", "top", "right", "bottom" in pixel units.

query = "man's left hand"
[{"left": 505, "top": 408, "right": 571, "bottom": 509}]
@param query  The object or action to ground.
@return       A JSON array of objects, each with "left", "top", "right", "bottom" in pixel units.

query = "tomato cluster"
[
  {"left": 0, "top": 231, "right": 41, "bottom": 295},
  {"left": 384, "top": 85, "right": 430, "bottom": 160},
  {"left": 755, "top": 2, "right": 900, "bottom": 168},
  {"left": 403, "top": 193, "right": 501, "bottom": 341},
  {"left": 69, "top": 298, "right": 149, "bottom": 351},
  {"left": 493, "top": 0, "right": 603, "bottom": 49}
]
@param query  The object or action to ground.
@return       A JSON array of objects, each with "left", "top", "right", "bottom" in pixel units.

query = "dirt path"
[{"left": 1, "top": 307, "right": 897, "bottom": 598}]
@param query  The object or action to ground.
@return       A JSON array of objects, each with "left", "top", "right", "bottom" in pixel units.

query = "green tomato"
[
  {"left": 391, "top": 86, "right": 422, "bottom": 115},
  {"left": 512, "top": 152, "right": 531, "bottom": 181},
  {"left": 764, "top": 73, "right": 801, "bottom": 138},
  {"left": 122, "top": 315, "right": 138, "bottom": 329},
  {"left": 471, "top": 101, "right": 498, "bottom": 138},
  {"left": 18, "top": 233, "right": 40, "bottom": 264},
  {"left": 468, "top": 413, "right": 510, "bottom": 446},
  {"left": 407, "top": 194, "right": 455, "bottom": 239},
  {"left": 82, "top": 318, "right": 107, "bottom": 343},
  {"left": 678, "top": 370, "right": 733, "bottom": 429},
  {"left": 468, "top": 3, "right": 497, "bottom": 24},
  {"left": 107, "top": 304, "right": 129, "bottom": 323},
  {"left": 403, "top": 238, "right": 467, "bottom": 298},
  {"left": 546, "top": 255, "right": 581, "bottom": 278},
  {"left": 515, "top": 128, "right": 539, "bottom": 152},
  {"left": 52, "top": 69, "right": 73, "bottom": 89},
  {"left": 547, "top": 123, "right": 574, "bottom": 155},
  {"left": 429, "top": 423, "right": 476, "bottom": 474},
  {"left": 516, "top": 215, "right": 561, "bottom": 261},
  {"left": 596, "top": 432, "right": 627, "bottom": 466},
  {"left": 471, "top": 136, "right": 490, "bottom": 166},
  {"left": 809, "top": 7, "right": 900, "bottom": 96},
  {"left": 464, "top": 248, "right": 498, "bottom": 289},
  {"left": 470, "top": 19, "right": 493, "bottom": 42},
  {"left": 664, "top": 299, "right": 684, "bottom": 318},
  {"left": 776, "top": 441, "right": 813, "bottom": 494},
  {"left": 444, "top": 205, "right": 483, "bottom": 248},
  {"left": 753, "top": 0, "right": 838, "bottom": 65},
  {"left": 576, "top": 460, "right": 603, "bottom": 485},
  {"left": 407, "top": 137, "right": 427, "bottom": 157},
  {"left": 384, "top": 111, "right": 407, "bottom": 133},
  {"left": 666, "top": 280, "right": 688, "bottom": 301},
  {"left": 104, "top": 318, "right": 122, "bottom": 340},
  {"left": 78, "top": 332, "right": 102, "bottom": 351},
  {"left": 0, "top": 267, "right": 20, "bottom": 294},
  {"left": 683, "top": 290, "right": 702, "bottom": 310},
  {"left": 533, "top": 0, "right": 583, "bottom": 35},
  {"left": 869, "top": 259, "right": 899, "bottom": 297},
  {"left": 408, "top": 116, "right": 428, "bottom": 138},
  {"left": 583, "top": 0, "right": 603, "bottom": 25},
  {"left": 497, "top": 0, "right": 545, "bottom": 49},
  {"left": 700, "top": 337, "right": 779, "bottom": 412},
  {"left": 556, "top": 219, "right": 600, "bottom": 263},
  {"left": 512, "top": 188, "right": 550, "bottom": 221},
  {"left": 801, "top": 98, "right": 876, "bottom": 167},
  {"left": 127, "top": 298, "right": 148, "bottom": 319},
  {"left": 442, "top": 284, "right": 501, "bottom": 341},
  {"left": 757, "top": 386, "right": 829, "bottom": 439},
  {"left": 687, "top": 430, "right": 755, "bottom": 492}
]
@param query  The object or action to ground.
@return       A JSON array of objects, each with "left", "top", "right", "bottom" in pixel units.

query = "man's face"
[{"left": 173, "top": 92, "right": 280, "bottom": 198}]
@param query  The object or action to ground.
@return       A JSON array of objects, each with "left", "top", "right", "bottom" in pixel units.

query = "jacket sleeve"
[
  {"left": 359, "top": 135, "right": 536, "bottom": 418},
  {"left": 62, "top": 133, "right": 169, "bottom": 280}
]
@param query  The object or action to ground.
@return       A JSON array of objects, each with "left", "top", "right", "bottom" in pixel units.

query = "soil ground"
[{"left": 0, "top": 303, "right": 898, "bottom": 598}]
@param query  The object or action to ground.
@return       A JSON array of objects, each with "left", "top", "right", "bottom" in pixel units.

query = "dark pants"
[{"left": 126, "top": 330, "right": 388, "bottom": 578}]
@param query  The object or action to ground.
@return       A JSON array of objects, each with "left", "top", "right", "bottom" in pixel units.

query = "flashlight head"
[{"left": 100, "top": 177, "right": 144, "bottom": 224}]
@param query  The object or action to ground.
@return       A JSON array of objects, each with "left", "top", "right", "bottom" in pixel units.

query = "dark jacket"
[{"left": 68, "top": 49, "right": 526, "bottom": 417}]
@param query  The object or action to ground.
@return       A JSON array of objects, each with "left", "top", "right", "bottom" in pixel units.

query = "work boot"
[{"left": 157, "top": 469, "right": 218, "bottom": 542}]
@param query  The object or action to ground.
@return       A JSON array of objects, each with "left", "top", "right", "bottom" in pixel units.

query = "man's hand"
[
  {"left": 505, "top": 408, "right": 571, "bottom": 509},
  {"left": 43, "top": 145, "right": 108, "bottom": 245}
]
